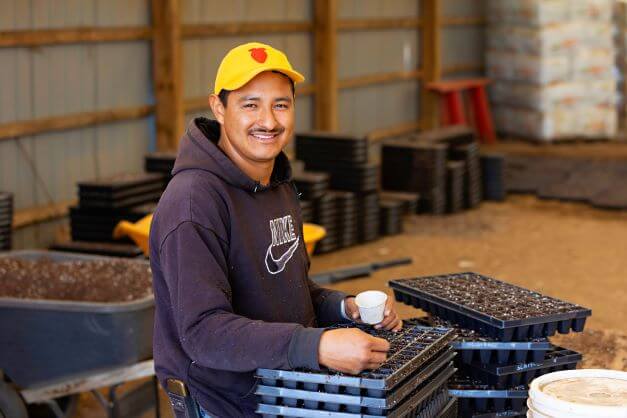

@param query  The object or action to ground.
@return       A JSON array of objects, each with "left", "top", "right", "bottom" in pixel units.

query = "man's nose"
[{"left": 256, "top": 105, "right": 279, "bottom": 131}]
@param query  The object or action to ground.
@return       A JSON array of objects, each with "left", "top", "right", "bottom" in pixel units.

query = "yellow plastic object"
[
  {"left": 113, "top": 214, "right": 153, "bottom": 256},
  {"left": 303, "top": 223, "right": 326, "bottom": 256}
]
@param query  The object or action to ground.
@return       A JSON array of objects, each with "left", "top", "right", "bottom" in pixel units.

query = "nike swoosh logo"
[{"left": 265, "top": 236, "right": 300, "bottom": 275}]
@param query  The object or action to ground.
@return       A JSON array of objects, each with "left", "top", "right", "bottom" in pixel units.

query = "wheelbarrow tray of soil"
[{"left": 0, "top": 250, "right": 154, "bottom": 388}]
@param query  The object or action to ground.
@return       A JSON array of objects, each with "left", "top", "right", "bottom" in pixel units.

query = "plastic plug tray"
[{"left": 390, "top": 273, "right": 591, "bottom": 341}]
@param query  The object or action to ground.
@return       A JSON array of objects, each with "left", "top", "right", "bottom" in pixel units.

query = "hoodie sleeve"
[
  {"left": 306, "top": 279, "right": 352, "bottom": 326},
  {"left": 158, "top": 220, "right": 324, "bottom": 372}
]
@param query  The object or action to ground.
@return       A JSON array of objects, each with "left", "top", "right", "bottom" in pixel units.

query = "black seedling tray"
[
  {"left": 462, "top": 346, "right": 581, "bottom": 389},
  {"left": 79, "top": 190, "right": 163, "bottom": 210},
  {"left": 448, "top": 376, "right": 527, "bottom": 416},
  {"left": 407, "top": 318, "right": 551, "bottom": 365},
  {"left": 390, "top": 272, "right": 591, "bottom": 341},
  {"left": 258, "top": 324, "right": 456, "bottom": 393},
  {"left": 256, "top": 368, "right": 454, "bottom": 418},
  {"left": 78, "top": 172, "right": 166, "bottom": 193},
  {"left": 379, "top": 192, "right": 420, "bottom": 215},
  {"left": 257, "top": 352, "right": 455, "bottom": 412}
]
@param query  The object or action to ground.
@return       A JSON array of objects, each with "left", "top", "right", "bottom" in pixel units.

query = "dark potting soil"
[{"left": 0, "top": 257, "right": 152, "bottom": 302}]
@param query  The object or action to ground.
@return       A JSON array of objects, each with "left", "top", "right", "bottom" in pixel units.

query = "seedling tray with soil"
[
  {"left": 390, "top": 272, "right": 591, "bottom": 341},
  {"left": 0, "top": 250, "right": 153, "bottom": 387},
  {"left": 461, "top": 346, "right": 581, "bottom": 389},
  {"left": 257, "top": 356, "right": 455, "bottom": 413},
  {"left": 257, "top": 323, "right": 455, "bottom": 393},
  {"left": 257, "top": 374, "right": 453, "bottom": 418},
  {"left": 413, "top": 317, "right": 551, "bottom": 365}
]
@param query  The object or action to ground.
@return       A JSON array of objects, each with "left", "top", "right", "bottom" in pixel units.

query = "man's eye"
[
  {"left": 243, "top": 103, "right": 257, "bottom": 109},
  {"left": 275, "top": 103, "right": 289, "bottom": 109}
]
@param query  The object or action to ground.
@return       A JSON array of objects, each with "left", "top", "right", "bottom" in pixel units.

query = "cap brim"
[{"left": 216, "top": 67, "right": 305, "bottom": 95}]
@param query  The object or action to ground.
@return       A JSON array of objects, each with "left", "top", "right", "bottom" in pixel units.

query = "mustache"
[{"left": 249, "top": 127, "right": 285, "bottom": 136}]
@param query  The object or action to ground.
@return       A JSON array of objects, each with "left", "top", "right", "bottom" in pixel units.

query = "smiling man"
[{"left": 149, "top": 42, "right": 402, "bottom": 418}]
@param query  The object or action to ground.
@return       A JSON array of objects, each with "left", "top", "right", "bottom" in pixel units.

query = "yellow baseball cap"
[{"left": 213, "top": 42, "right": 305, "bottom": 95}]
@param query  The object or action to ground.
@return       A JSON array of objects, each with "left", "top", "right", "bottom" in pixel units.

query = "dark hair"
[{"left": 218, "top": 71, "right": 295, "bottom": 107}]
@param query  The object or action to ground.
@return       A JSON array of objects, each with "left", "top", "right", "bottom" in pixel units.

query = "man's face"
[{"left": 212, "top": 71, "right": 295, "bottom": 165}]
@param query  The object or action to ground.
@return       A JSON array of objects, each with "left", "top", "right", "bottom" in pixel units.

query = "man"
[{"left": 150, "top": 42, "right": 402, "bottom": 418}]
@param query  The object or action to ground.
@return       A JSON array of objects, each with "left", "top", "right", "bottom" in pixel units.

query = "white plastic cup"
[{"left": 355, "top": 291, "right": 388, "bottom": 325}]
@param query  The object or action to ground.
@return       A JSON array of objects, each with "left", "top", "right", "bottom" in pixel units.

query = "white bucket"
[{"left": 527, "top": 369, "right": 627, "bottom": 418}]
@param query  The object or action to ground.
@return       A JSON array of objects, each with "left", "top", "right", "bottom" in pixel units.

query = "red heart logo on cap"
[{"left": 249, "top": 48, "right": 267, "bottom": 63}]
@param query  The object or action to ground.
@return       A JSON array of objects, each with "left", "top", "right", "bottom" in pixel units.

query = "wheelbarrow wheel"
[
  {"left": 0, "top": 379, "right": 27, "bottom": 418},
  {"left": 26, "top": 395, "right": 79, "bottom": 418}
]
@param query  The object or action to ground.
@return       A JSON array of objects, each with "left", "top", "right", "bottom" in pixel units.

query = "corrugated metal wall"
[
  {"left": 0, "top": 0, "right": 153, "bottom": 248},
  {"left": 442, "top": 0, "right": 486, "bottom": 78},
  {"left": 0, "top": 0, "right": 485, "bottom": 249}
]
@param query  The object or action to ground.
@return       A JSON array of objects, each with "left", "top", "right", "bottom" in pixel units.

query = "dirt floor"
[{"left": 68, "top": 191, "right": 627, "bottom": 418}]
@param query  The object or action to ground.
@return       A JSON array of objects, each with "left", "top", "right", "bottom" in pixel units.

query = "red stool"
[{"left": 426, "top": 78, "right": 496, "bottom": 144}]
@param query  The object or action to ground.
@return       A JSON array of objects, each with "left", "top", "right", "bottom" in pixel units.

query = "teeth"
[{"left": 252, "top": 134, "right": 276, "bottom": 140}]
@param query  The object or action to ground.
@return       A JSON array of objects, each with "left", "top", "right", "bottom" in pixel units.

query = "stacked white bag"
[{"left": 487, "top": 0, "right": 617, "bottom": 141}]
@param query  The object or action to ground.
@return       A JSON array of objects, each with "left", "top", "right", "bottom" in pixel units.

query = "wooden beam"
[
  {"left": 151, "top": 0, "right": 184, "bottom": 152},
  {"left": 366, "top": 120, "right": 422, "bottom": 142},
  {"left": 339, "top": 69, "right": 422, "bottom": 90},
  {"left": 314, "top": 0, "right": 338, "bottom": 131},
  {"left": 0, "top": 105, "right": 153, "bottom": 141},
  {"left": 184, "top": 83, "right": 317, "bottom": 113},
  {"left": 183, "top": 21, "right": 312, "bottom": 38},
  {"left": 0, "top": 27, "right": 152, "bottom": 48},
  {"left": 13, "top": 199, "right": 75, "bottom": 229},
  {"left": 420, "top": 0, "right": 442, "bottom": 130},
  {"left": 442, "top": 63, "right": 485, "bottom": 75},
  {"left": 338, "top": 17, "right": 421, "bottom": 31},
  {"left": 441, "top": 16, "right": 486, "bottom": 26}
]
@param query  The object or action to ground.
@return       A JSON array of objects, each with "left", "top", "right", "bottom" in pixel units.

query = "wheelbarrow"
[
  {"left": 114, "top": 214, "right": 327, "bottom": 257},
  {"left": 0, "top": 250, "right": 157, "bottom": 418}
]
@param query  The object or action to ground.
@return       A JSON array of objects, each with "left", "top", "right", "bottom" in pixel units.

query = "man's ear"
[{"left": 208, "top": 94, "right": 225, "bottom": 124}]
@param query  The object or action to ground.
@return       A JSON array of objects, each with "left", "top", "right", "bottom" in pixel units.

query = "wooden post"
[
  {"left": 314, "top": 0, "right": 338, "bottom": 131},
  {"left": 420, "top": 0, "right": 441, "bottom": 130},
  {"left": 151, "top": 0, "right": 184, "bottom": 151}
]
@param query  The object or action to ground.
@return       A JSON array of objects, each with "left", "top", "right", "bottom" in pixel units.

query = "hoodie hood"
[{"left": 172, "top": 117, "right": 292, "bottom": 192}]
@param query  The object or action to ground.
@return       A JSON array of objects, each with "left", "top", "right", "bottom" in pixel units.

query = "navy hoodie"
[{"left": 149, "top": 118, "right": 349, "bottom": 417}]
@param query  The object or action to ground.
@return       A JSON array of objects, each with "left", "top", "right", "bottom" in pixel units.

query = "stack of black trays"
[
  {"left": 256, "top": 321, "right": 458, "bottom": 417},
  {"left": 389, "top": 273, "right": 590, "bottom": 417},
  {"left": 334, "top": 191, "right": 359, "bottom": 248},
  {"left": 357, "top": 192, "right": 380, "bottom": 243},
  {"left": 381, "top": 140, "right": 447, "bottom": 215},
  {"left": 296, "top": 132, "right": 376, "bottom": 194},
  {"left": 69, "top": 202, "right": 156, "bottom": 242},
  {"left": 0, "top": 192, "right": 13, "bottom": 251},
  {"left": 61, "top": 172, "right": 166, "bottom": 257},
  {"left": 77, "top": 173, "right": 167, "bottom": 210},
  {"left": 448, "top": 143, "right": 482, "bottom": 209},
  {"left": 446, "top": 162, "right": 464, "bottom": 214},
  {"left": 300, "top": 200, "right": 314, "bottom": 224},
  {"left": 293, "top": 171, "right": 330, "bottom": 201},
  {"left": 379, "top": 191, "right": 420, "bottom": 215},
  {"left": 314, "top": 193, "right": 339, "bottom": 254},
  {"left": 480, "top": 153, "right": 506, "bottom": 202},
  {"left": 379, "top": 199, "right": 404, "bottom": 236},
  {"left": 145, "top": 152, "right": 177, "bottom": 181}
]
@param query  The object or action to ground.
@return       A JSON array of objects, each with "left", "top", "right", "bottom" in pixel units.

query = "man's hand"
[
  {"left": 344, "top": 295, "right": 403, "bottom": 332},
  {"left": 318, "top": 328, "right": 390, "bottom": 374}
]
